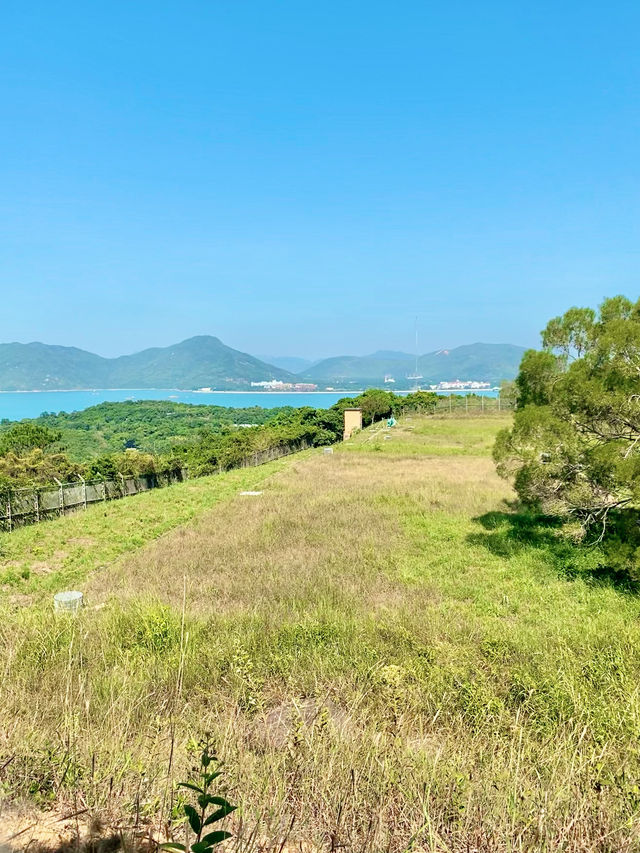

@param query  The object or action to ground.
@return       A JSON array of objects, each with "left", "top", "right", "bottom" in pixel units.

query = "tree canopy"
[
  {"left": 494, "top": 296, "right": 640, "bottom": 560},
  {"left": 0, "top": 422, "right": 61, "bottom": 456}
]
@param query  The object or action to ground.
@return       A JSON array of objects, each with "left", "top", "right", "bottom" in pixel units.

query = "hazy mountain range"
[
  {"left": 300, "top": 344, "right": 527, "bottom": 386},
  {"left": 0, "top": 336, "right": 527, "bottom": 392},
  {"left": 256, "top": 355, "right": 317, "bottom": 373}
]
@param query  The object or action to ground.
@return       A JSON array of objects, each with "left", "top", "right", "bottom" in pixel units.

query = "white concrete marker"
[{"left": 54, "top": 590, "right": 84, "bottom": 614}]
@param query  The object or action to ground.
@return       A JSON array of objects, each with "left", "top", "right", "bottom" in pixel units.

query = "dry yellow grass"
[{"left": 3, "top": 415, "right": 640, "bottom": 852}]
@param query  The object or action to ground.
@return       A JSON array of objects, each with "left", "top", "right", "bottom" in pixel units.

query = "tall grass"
[{"left": 2, "top": 415, "right": 640, "bottom": 851}]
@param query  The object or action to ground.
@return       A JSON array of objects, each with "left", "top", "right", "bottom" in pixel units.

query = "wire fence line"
[
  {"left": 1, "top": 469, "right": 188, "bottom": 532},
  {"left": 0, "top": 439, "right": 311, "bottom": 533},
  {"left": 429, "top": 394, "right": 513, "bottom": 415}
]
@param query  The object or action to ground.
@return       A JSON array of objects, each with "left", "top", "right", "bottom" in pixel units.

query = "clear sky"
[{"left": 2, "top": 1, "right": 639, "bottom": 359}]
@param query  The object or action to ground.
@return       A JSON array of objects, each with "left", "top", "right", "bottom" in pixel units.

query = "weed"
[{"left": 163, "top": 739, "right": 236, "bottom": 853}]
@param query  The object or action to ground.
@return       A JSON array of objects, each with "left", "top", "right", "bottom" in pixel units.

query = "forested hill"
[
  {"left": 0, "top": 337, "right": 526, "bottom": 391},
  {"left": 301, "top": 343, "right": 526, "bottom": 385},
  {"left": 0, "top": 337, "right": 293, "bottom": 391},
  {"left": 0, "top": 342, "right": 111, "bottom": 391},
  {"left": 27, "top": 399, "right": 296, "bottom": 459},
  {"left": 106, "top": 336, "right": 292, "bottom": 389}
]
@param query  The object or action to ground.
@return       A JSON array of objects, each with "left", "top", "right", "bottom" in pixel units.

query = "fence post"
[
  {"left": 119, "top": 473, "right": 126, "bottom": 497},
  {"left": 498, "top": 394, "right": 501, "bottom": 412},
  {"left": 54, "top": 478, "right": 64, "bottom": 516},
  {"left": 78, "top": 474, "right": 87, "bottom": 509},
  {"left": 449, "top": 396, "right": 452, "bottom": 413},
  {"left": 481, "top": 395, "right": 485, "bottom": 413},
  {"left": 465, "top": 396, "right": 468, "bottom": 414},
  {"left": 34, "top": 491, "right": 40, "bottom": 523},
  {"left": 6, "top": 495, "right": 12, "bottom": 532}
]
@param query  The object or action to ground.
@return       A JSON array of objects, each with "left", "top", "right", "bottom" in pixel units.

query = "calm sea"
[
  {"left": 0, "top": 388, "right": 499, "bottom": 422},
  {"left": 0, "top": 389, "right": 350, "bottom": 421}
]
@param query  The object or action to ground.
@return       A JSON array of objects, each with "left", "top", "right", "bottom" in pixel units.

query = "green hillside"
[
  {"left": 0, "top": 336, "right": 293, "bottom": 391},
  {"left": 106, "top": 335, "right": 292, "bottom": 388},
  {"left": 0, "top": 342, "right": 110, "bottom": 391},
  {"left": 29, "top": 399, "right": 292, "bottom": 459}
]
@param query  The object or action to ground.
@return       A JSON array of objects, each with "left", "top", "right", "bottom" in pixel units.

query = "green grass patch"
[{"left": 0, "top": 454, "right": 301, "bottom": 596}]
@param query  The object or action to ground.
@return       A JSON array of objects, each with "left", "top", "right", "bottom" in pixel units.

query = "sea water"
[
  {"left": 0, "top": 388, "right": 498, "bottom": 422},
  {"left": 0, "top": 390, "right": 349, "bottom": 421}
]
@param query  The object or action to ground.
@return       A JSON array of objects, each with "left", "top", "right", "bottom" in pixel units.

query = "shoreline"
[
  {"left": 0, "top": 388, "right": 361, "bottom": 395},
  {"left": 0, "top": 387, "right": 498, "bottom": 395}
]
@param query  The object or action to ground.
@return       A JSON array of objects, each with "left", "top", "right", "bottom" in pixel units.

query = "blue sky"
[{"left": 1, "top": 1, "right": 639, "bottom": 358}]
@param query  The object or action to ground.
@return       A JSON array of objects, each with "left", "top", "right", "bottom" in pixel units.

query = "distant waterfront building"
[
  {"left": 384, "top": 375, "right": 395, "bottom": 384},
  {"left": 429, "top": 379, "right": 491, "bottom": 391},
  {"left": 250, "top": 380, "right": 317, "bottom": 391},
  {"left": 251, "top": 380, "right": 286, "bottom": 389}
]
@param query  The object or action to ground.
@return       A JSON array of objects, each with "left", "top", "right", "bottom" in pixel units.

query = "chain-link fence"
[
  {"left": 0, "top": 469, "right": 189, "bottom": 532},
  {"left": 430, "top": 394, "right": 513, "bottom": 415},
  {"left": 0, "top": 437, "right": 314, "bottom": 533}
]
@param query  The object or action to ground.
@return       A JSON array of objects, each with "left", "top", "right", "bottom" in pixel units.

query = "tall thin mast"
[{"left": 407, "top": 316, "right": 422, "bottom": 383}]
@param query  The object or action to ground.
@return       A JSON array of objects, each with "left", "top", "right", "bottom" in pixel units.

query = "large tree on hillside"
[{"left": 494, "top": 296, "right": 640, "bottom": 538}]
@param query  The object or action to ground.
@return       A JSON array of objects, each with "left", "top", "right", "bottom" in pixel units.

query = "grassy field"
[
  {"left": 2, "top": 414, "right": 640, "bottom": 852},
  {"left": 0, "top": 457, "right": 297, "bottom": 596}
]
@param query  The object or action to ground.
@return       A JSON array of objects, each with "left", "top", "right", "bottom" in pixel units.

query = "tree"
[
  {"left": 494, "top": 296, "right": 640, "bottom": 544},
  {"left": 498, "top": 380, "right": 518, "bottom": 410},
  {"left": 349, "top": 389, "right": 396, "bottom": 425},
  {"left": 397, "top": 390, "right": 438, "bottom": 414},
  {"left": 0, "top": 422, "right": 61, "bottom": 456}
]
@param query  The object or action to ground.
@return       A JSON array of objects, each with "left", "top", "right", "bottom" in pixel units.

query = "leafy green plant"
[{"left": 163, "top": 740, "right": 236, "bottom": 853}]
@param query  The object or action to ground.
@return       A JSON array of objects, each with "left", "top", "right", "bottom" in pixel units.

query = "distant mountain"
[
  {"left": 0, "top": 337, "right": 293, "bottom": 391},
  {"left": 302, "top": 343, "right": 526, "bottom": 386},
  {"left": 107, "top": 337, "right": 293, "bottom": 389},
  {"left": 418, "top": 344, "right": 526, "bottom": 385},
  {"left": 257, "top": 355, "right": 316, "bottom": 373},
  {"left": 0, "top": 337, "right": 526, "bottom": 392},
  {"left": 0, "top": 342, "right": 111, "bottom": 392},
  {"left": 301, "top": 353, "right": 413, "bottom": 382},
  {"left": 368, "top": 350, "right": 414, "bottom": 360}
]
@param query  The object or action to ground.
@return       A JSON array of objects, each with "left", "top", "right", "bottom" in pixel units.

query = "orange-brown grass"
[{"left": 3, "top": 415, "right": 640, "bottom": 852}]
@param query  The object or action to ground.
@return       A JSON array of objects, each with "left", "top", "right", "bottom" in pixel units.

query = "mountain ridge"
[
  {"left": 301, "top": 343, "right": 526, "bottom": 386},
  {"left": 0, "top": 337, "right": 293, "bottom": 392},
  {"left": 0, "top": 337, "right": 526, "bottom": 391}
]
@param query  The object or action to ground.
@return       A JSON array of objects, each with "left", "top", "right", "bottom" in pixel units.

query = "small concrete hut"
[{"left": 343, "top": 408, "right": 363, "bottom": 440}]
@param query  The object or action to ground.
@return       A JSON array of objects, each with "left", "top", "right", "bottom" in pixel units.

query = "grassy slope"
[
  {"left": 0, "top": 456, "right": 298, "bottom": 593},
  {"left": 2, "top": 415, "right": 640, "bottom": 852}
]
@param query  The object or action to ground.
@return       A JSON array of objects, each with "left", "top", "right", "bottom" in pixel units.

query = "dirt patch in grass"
[{"left": 258, "top": 698, "right": 352, "bottom": 749}]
